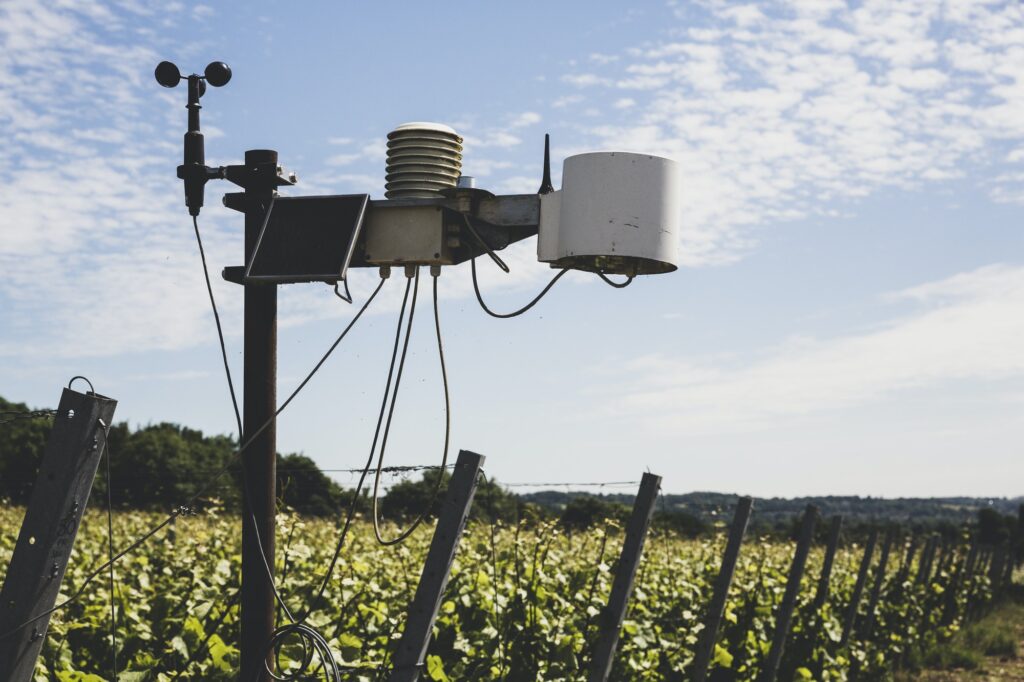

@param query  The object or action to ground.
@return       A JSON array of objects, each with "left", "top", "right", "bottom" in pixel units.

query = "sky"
[{"left": 0, "top": 0, "right": 1022, "bottom": 498}]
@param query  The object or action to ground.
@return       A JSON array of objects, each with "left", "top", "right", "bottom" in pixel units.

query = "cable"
[
  {"left": 471, "top": 256, "right": 568, "bottom": 319},
  {"left": 462, "top": 213, "right": 509, "bottom": 273},
  {"left": 192, "top": 216, "right": 392, "bottom": 681},
  {"left": 371, "top": 268, "right": 451, "bottom": 546},
  {"left": 193, "top": 215, "right": 243, "bottom": 436},
  {"left": 0, "top": 409, "right": 57, "bottom": 425},
  {"left": 0, "top": 221, "right": 384, "bottom": 652},
  {"left": 333, "top": 278, "right": 353, "bottom": 304},
  {"left": 596, "top": 271, "right": 634, "bottom": 288}
]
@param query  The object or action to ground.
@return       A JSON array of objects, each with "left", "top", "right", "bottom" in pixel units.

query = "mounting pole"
[{"left": 238, "top": 149, "right": 279, "bottom": 682}]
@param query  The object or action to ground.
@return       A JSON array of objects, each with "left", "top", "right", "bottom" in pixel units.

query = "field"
[{"left": 0, "top": 505, "right": 995, "bottom": 682}]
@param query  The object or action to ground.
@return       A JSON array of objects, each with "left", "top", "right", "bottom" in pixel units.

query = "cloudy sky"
[{"left": 1, "top": 0, "right": 1021, "bottom": 497}]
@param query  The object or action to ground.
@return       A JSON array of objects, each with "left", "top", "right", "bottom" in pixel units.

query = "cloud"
[
  {"left": 509, "top": 111, "right": 541, "bottom": 128},
  {"left": 554, "top": 0, "right": 1024, "bottom": 265},
  {"left": 600, "top": 264, "right": 1024, "bottom": 434}
]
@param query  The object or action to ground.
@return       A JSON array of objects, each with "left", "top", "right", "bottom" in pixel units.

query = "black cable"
[
  {"left": 0, "top": 409, "right": 57, "bottom": 425},
  {"left": 334, "top": 278, "right": 353, "bottom": 304},
  {"left": 192, "top": 215, "right": 243, "bottom": 437},
  {"left": 0, "top": 222, "right": 384, "bottom": 651},
  {"left": 371, "top": 268, "right": 451, "bottom": 546},
  {"left": 192, "top": 217, "right": 393, "bottom": 681},
  {"left": 462, "top": 214, "right": 509, "bottom": 273},
  {"left": 596, "top": 271, "right": 634, "bottom": 288},
  {"left": 471, "top": 256, "right": 568, "bottom": 319}
]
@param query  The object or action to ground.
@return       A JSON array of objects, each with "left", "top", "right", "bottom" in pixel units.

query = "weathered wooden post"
[
  {"left": 691, "top": 496, "right": 754, "bottom": 682},
  {"left": 388, "top": 450, "right": 485, "bottom": 682},
  {"left": 812, "top": 515, "right": 843, "bottom": 611},
  {"left": 915, "top": 536, "right": 938, "bottom": 585},
  {"left": 942, "top": 542, "right": 976, "bottom": 626},
  {"left": 840, "top": 528, "right": 877, "bottom": 646},
  {"left": 896, "top": 536, "right": 918, "bottom": 586},
  {"left": 860, "top": 529, "right": 894, "bottom": 638},
  {"left": 758, "top": 504, "right": 818, "bottom": 682},
  {"left": 587, "top": 472, "right": 662, "bottom": 682},
  {"left": 0, "top": 387, "right": 118, "bottom": 682}
]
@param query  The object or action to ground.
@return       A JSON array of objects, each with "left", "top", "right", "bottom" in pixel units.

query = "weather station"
[{"left": 154, "top": 59, "right": 681, "bottom": 682}]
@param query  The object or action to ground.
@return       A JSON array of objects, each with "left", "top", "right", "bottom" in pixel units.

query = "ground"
[{"left": 902, "top": 591, "right": 1024, "bottom": 682}]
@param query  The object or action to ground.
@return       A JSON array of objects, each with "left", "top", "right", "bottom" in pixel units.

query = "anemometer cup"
[{"left": 537, "top": 152, "right": 681, "bottom": 276}]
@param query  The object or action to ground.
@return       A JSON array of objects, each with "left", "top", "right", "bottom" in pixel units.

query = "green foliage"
[
  {"left": 0, "top": 396, "right": 345, "bottom": 518},
  {"left": 0, "top": 503, "right": 999, "bottom": 681},
  {"left": 559, "top": 495, "right": 630, "bottom": 531}
]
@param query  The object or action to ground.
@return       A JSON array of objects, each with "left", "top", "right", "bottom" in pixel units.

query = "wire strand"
[
  {"left": 471, "top": 256, "right": 568, "bottom": 319},
  {"left": 596, "top": 271, "right": 634, "bottom": 288},
  {"left": 371, "top": 268, "right": 451, "bottom": 546},
  {"left": 0, "top": 222, "right": 384, "bottom": 650}
]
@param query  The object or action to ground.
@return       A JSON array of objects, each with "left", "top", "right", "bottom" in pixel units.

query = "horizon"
[{"left": 1, "top": 1, "right": 1022, "bottom": 499}]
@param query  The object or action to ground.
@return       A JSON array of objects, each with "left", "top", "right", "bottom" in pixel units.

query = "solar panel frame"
[{"left": 244, "top": 194, "right": 370, "bottom": 284}]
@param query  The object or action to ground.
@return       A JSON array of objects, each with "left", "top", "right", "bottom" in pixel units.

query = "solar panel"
[{"left": 245, "top": 194, "right": 369, "bottom": 284}]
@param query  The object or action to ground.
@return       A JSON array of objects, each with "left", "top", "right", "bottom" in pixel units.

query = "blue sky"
[{"left": 0, "top": 0, "right": 1021, "bottom": 497}]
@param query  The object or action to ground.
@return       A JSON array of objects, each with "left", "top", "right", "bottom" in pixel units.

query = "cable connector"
[
  {"left": 430, "top": 264, "right": 441, "bottom": 278},
  {"left": 379, "top": 265, "right": 392, "bottom": 280}
]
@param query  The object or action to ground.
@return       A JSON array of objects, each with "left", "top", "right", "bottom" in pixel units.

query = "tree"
[
  {"left": 276, "top": 453, "right": 345, "bottom": 517},
  {"left": 559, "top": 495, "right": 630, "bottom": 531},
  {"left": 0, "top": 397, "right": 52, "bottom": 503}
]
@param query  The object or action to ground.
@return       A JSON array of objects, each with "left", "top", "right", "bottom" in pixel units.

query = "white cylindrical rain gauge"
[
  {"left": 385, "top": 122, "right": 463, "bottom": 199},
  {"left": 538, "top": 151, "right": 680, "bottom": 275}
]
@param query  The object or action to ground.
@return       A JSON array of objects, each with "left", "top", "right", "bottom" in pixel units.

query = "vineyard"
[{"left": 0, "top": 501, "right": 1005, "bottom": 682}]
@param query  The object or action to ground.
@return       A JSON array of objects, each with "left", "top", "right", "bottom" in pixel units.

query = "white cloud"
[
  {"left": 555, "top": 0, "right": 1024, "bottom": 265},
  {"left": 601, "top": 264, "right": 1024, "bottom": 434},
  {"left": 508, "top": 111, "right": 541, "bottom": 128}
]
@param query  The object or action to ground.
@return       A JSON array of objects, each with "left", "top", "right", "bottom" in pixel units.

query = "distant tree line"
[{"left": 2, "top": 395, "right": 1020, "bottom": 545}]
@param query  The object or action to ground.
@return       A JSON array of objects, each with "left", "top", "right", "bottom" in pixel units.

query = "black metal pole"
[{"left": 240, "top": 149, "right": 279, "bottom": 682}]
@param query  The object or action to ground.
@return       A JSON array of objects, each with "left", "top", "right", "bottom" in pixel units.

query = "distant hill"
[{"left": 519, "top": 490, "right": 1023, "bottom": 532}]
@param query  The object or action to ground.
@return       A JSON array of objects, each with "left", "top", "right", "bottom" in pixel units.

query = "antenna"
[
  {"left": 154, "top": 61, "right": 232, "bottom": 216},
  {"left": 537, "top": 133, "right": 554, "bottom": 195}
]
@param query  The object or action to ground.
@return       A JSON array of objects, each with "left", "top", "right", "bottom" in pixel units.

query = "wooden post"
[
  {"left": 0, "top": 388, "right": 117, "bottom": 682},
  {"left": 812, "top": 516, "right": 843, "bottom": 611},
  {"left": 388, "top": 450, "right": 485, "bottom": 682},
  {"left": 692, "top": 496, "right": 754, "bottom": 682},
  {"left": 897, "top": 536, "right": 918, "bottom": 586},
  {"left": 915, "top": 536, "right": 937, "bottom": 585},
  {"left": 942, "top": 542, "right": 976, "bottom": 626},
  {"left": 758, "top": 504, "right": 818, "bottom": 682},
  {"left": 587, "top": 472, "right": 662, "bottom": 682},
  {"left": 840, "top": 528, "right": 877, "bottom": 646},
  {"left": 989, "top": 545, "right": 1007, "bottom": 591},
  {"left": 860, "top": 529, "right": 894, "bottom": 638}
]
